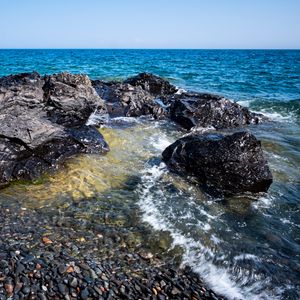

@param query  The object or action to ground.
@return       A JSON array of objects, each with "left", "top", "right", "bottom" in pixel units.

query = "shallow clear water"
[{"left": 0, "top": 50, "right": 299, "bottom": 299}]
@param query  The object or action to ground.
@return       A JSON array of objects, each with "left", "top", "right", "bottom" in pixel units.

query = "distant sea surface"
[{"left": 0, "top": 49, "right": 300, "bottom": 300}]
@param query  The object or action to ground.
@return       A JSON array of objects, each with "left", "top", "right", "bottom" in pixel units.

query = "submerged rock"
[
  {"left": 92, "top": 80, "right": 165, "bottom": 119},
  {"left": 168, "top": 92, "right": 263, "bottom": 130},
  {"left": 0, "top": 72, "right": 108, "bottom": 188},
  {"left": 162, "top": 131, "right": 273, "bottom": 194}
]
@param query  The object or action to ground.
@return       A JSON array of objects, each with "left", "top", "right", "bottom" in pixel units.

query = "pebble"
[
  {"left": 41, "top": 285, "right": 47, "bottom": 292},
  {"left": 4, "top": 283, "right": 14, "bottom": 295},
  {"left": 58, "top": 283, "right": 67, "bottom": 295},
  {"left": 66, "top": 266, "right": 74, "bottom": 273},
  {"left": 101, "top": 274, "right": 108, "bottom": 281},
  {"left": 69, "top": 277, "right": 78, "bottom": 288},
  {"left": 171, "top": 287, "right": 181, "bottom": 295},
  {"left": 37, "top": 293, "right": 47, "bottom": 300},
  {"left": 22, "top": 286, "right": 30, "bottom": 295},
  {"left": 58, "top": 264, "right": 67, "bottom": 274},
  {"left": 0, "top": 205, "right": 225, "bottom": 300},
  {"left": 93, "top": 286, "right": 103, "bottom": 295},
  {"left": 80, "top": 288, "right": 89, "bottom": 300},
  {"left": 41, "top": 237, "right": 53, "bottom": 245}
]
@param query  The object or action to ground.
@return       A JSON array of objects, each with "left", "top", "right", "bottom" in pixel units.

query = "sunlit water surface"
[{"left": 0, "top": 49, "right": 299, "bottom": 299}]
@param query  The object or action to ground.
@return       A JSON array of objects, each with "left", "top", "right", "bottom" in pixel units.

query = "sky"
[{"left": 0, "top": 0, "right": 299, "bottom": 49}]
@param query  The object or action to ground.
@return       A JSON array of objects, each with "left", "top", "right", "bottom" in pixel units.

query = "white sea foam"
[
  {"left": 280, "top": 218, "right": 300, "bottom": 228},
  {"left": 137, "top": 164, "right": 280, "bottom": 300},
  {"left": 154, "top": 98, "right": 170, "bottom": 109},
  {"left": 237, "top": 100, "right": 253, "bottom": 107},
  {"left": 189, "top": 125, "right": 216, "bottom": 134},
  {"left": 233, "top": 254, "right": 260, "bottom": 262},
  {"left": 252, "top": 195, "right": 274, "bottom": 210},
  {"left": 110, "top": 116, "right": 143, "bottom": 124},
  {"left": 149, "top": 134, "right": 173, "bottom": 152},
  {"left": 86, "top": 111, "right": 109, "bottom": 126},
  {"left": 175, "top": 87, "right": 187, "bottom": 95},
  {"left": 259, "top": 111, "right": 294, "bottom": 122}
]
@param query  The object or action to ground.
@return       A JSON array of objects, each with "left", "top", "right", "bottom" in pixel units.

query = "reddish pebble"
[
  {"left": 4, "top": 283, "right": 14, "bottom": 295},
  {"left": 67, "top": 266, "right": 74, "bottom": 273},
  {"left": 42, "top": 237, "right": 53, "bottom": 244}
]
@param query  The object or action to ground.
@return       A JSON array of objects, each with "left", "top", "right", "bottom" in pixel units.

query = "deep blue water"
[
  {"left": 0, "top": 50, "right": 300, "bottom": 300},
  {"left": 0, "top": 49, "right": 299, "bottom": 102}
]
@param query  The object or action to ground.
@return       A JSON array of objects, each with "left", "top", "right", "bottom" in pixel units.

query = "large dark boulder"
[
  {"left": 124, "top": 72, "right": 178, "bottom": 99},
  {"left": 0, "top": 72, "right": 109, "bottom": 188},
  {"left": 168, "top": 92, "right": 263, "bottom": 130},
  {"left": 162, "top": 131, "right": 273, "bottom": 195},
  {"left": 92, "top": 80, "right": 165, "bottom": 119},
  {"left": 43, "top": 72, "right": 107, "bottom": 127}
]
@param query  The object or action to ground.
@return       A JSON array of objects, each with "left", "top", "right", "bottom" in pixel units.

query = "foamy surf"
[{"left": 136, "top": 163, "right": 282, "bottom": 300}]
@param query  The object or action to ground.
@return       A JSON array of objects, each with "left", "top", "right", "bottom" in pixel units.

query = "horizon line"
[{"left": 0, "top": 48, "right": 299, "bottom": 51}]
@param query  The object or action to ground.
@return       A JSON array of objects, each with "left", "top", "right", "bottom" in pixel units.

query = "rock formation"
[
  {"left": 0, "top": 72, "right": 108, "bottom": 187},
  {"left": 162, "top": 131, "right": 273, "bottom": 194},
  {"left": 168, "top": 92, "right": 263, "bottom": 130}
]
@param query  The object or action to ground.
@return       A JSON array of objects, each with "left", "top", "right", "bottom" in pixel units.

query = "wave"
[
  {"left": 248, "top": 99, "right": 300, "bottom": 123},
  {"left": 136, "top": 162, "right": 282, "bottom": 300}
]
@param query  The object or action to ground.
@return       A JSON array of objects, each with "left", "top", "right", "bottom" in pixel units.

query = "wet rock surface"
[
  {"left": 43, "top": 72, "right": 107, "bottom": 127},
  {"left": 162, "top": 131, "right": 273, "bottom": 195},
  {"left": 0, "top": 72, "right": 108, "bottom": 188},
  {"left": 0, "top": 71, "right": 274, "bottom": 299},
  {"left": 0, "top": 204, "right": 225, "bottom": 300},
  {"left": 124, "top": 73, "right": 178, "bottom": 99},
  {"left": 0, "top": 71, "right": 267, "bottom": 188},
  {"left": 168, "top": 92, "right": 263, "bottom": 130},
  {"left": 92, "top": 80, "right": 165, "bottom": 119}
]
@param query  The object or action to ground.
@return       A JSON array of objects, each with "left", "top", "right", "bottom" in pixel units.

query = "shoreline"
[{"left": 0, "top": 203, "right": 225, "bottom": 300}]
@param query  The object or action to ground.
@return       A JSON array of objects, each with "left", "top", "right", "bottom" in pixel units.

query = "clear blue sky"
[{"left": 0, "top": 0, "right": 299, "bottom": 49}]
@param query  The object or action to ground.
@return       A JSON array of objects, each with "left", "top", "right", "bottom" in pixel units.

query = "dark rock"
[
  {"left": 69, "top": 277, "right": 78, "bottom": 288},
  {"left": 162, "top": 131, "right": 273, "bottom": 194},
  {"left": 58, "top": 264, "right": 67, "bottom": 275},
  {"left": 15, "top": 263, "right": 25, "bottom": 275},
  {"left": 4, "top": 283, "right": 14, "bottom": 295},
  {"left": 124, "top": 73, "right": 177, "bottom": 99},
  {"left": 168, "top": 92, "right": 263, "bottom": 130},
  {"left": 37, "top": 293, "right": 47, "bottom": 300},
  {"left": 22, "top": 286, "right": 30, "bottom": 294},
  {"left": 80, "top": 287, "right": 89, "bottom": 300},
  {"left": 92, "top": 80, "right": 165, "bottom": 119},
  {"left": 0, "top": 72, "right": 109, "bottom": 188},
  {"left": 43, "top": 72, "right": 107, "bottom": 127},
  {"left": 58, "top": 283, "right": 68, "bottom": 295},
  {"left": 66, "top": 125, "right": 109, "bottom": 154}
]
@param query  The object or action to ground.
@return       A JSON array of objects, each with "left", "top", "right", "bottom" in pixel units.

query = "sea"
[{"left": 0, "top": 49, "right": 299, "bottom": 299}]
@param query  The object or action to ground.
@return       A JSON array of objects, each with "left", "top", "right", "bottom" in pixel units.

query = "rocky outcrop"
[
  {"left": 43, "top": 72, "right": 107, "bottom": 127},
  {"left": 124, "top": 72, "right": 178, "bottom": 99},
  {"left": 0, "top": 72, "right": 108, "bottom": 188},
  {"left": 162, "top": 131, "right": 273, "bottom": 195},
  {"left": 92, "top": 73, "right": 178, "bottom": 119},
  {"left": 92, "top": 80, "right": 165, "bottom": 119},
  {"left": 168, "top": 92, "right": 263, "bottom": 130},
  {"left": 0, "top": 71, "right": 269, "bottom": 189},
  {"left": 92, "top": 73, "right": 266, "bottom": 129}
]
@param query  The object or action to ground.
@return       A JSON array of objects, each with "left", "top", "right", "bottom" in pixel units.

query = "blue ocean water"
[
  {"left": 0, "top": 49, "right": 299, "bottom": 102},
  {"left": 0, "top": 50, "right": 300, "bottom": 299}
]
